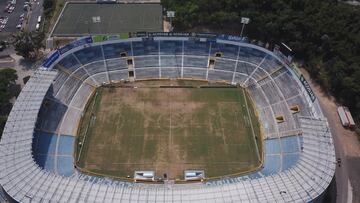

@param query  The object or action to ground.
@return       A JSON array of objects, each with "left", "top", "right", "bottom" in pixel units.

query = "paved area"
[
  {"left": 27, "top": 0, "right": 43, "bottom": 32},
  {"left": 0, "top": 45, "right": 15, "bottom": 57},
  {"left": 8, "top": 54, "right": 35, "bottom": 87},
  {"left": 0, "top": 0, "right": 27, "bottom": 40},
  {"left": 301, "top": 67, "right": 360, "bottom": 203}
]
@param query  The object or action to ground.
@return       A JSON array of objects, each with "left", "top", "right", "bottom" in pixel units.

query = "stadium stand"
[
  {"left": 184, "top": 40, "right": 211, "bottom": 56},
  {"left": 134, "top": 56, "right": 160, "bottom": 68},
  {"left": 73, "top": 46, "right": 104, "bottom": 65},
  {"left": 83, "top": 61, "right": 107, "bottom": 75},
  {"left": 106, "top": 58, "right": 128, "bottom": 71},
  {"left": 132, "top": 40, "right": 159, "bottom": 56},
  {"left": 103, "top": 42, "right": 132, "bottom": 59},
  {"left": 55, "top": 54, "right": 82, "bottom": 73},
  {"left": 108, "top": 69, "right": 129, "bottom": 82},
  {"left": 183, "top": 56, "right": 208, "bottom": 68},
  {"left": 160, "top": 56, "right": 182, "bottom": 67},
  {"left": 159, "top": 40, "right": 183, "bottom": 55},
  {"left": 210, "top": 43, "right": 239, "bottom": 59},
  {"left": 214, "top": 58, "right": 237, "bottom": 72},
  {"left": 0, "top": 36, "right": 335, "bottom": 202}
]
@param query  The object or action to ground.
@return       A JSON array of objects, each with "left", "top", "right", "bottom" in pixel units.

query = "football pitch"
[{"left": 76, "top": 80, "right": 263, "bottom": 180}]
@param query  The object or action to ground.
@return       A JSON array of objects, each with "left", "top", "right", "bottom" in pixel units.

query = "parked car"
[
  {"left": 1, "top": 17, "right": 9, "bottom": 24},
  {"left": 7, "top": 6, "right": 15, "bottom": 13},
  {"left": 0, "top": 17, "right": 8, "bottom": 25},
  {"left": 4, "top": 5, "right": 10, "bottom": 12}
]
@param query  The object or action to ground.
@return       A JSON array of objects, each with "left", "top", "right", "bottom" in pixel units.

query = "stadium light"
[
  {"left": 240, "top": 17, "right": 250, "bottom": 37},
  {"left": 167, "top": 11, "right": 175, "bottom": 32}
]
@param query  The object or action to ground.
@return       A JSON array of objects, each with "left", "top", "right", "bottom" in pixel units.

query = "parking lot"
[
  {"left": 0, "top": 0, "right": 43, "bottom": 40},
  {"left": 0, "top": 0, "right": 28, "bottom": 33}
]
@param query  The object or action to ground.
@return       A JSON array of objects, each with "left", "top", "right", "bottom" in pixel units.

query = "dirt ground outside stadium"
[{"left": 76, "top": 80, "right": 263, "bottom": 180}]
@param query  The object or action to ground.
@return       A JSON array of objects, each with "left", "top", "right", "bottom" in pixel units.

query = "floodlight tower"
[
  {"left": 167, "top": 11, "right": 175, "bottom": 32},
  {"left": 240, "top": 17, "right": 250, "bottom": 37}
]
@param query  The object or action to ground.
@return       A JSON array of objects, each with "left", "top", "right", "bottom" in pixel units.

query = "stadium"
[{"left": 0, "top": 33, "right": 335, "bottom": 202}]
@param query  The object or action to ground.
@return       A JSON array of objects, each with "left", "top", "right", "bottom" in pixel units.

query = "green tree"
[
  {"left": 0, "top": 68, "right": 18, "bottom": 140},
  {"left": 0, "top": 116, "right": 6, "bottom": 139},
  {"left": 43, "top": 0, "right": 55, "bottom": 17},
  {"left": 163, "top": 0, "right": 360, "bottom": 117},
  {"left": 43, "top": 0, "right": 54, "bottom": 10},
  {"left": 0, "top": 68, "right": 17, "bottom": 105},
  {"left": 12, "top": 31, "right": 44, "bottom": 60}
]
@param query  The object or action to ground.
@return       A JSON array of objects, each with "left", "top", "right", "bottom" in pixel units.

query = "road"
[
  {"left": 27, "top": 0, "right": 43, "bottom": 32},
  {"left": 301, "top": 68, "right": 360, "bottom": 203}
]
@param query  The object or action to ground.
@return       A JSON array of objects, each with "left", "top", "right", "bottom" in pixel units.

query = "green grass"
[
  {"left": 92, "top": 35, "right": 107, "bottom": 43},
  {"left": 76, "top": 81, "right": 262, "bottom": 179}
]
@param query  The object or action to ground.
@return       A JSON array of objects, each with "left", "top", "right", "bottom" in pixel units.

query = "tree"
[
  {"left": 0, "top": 68, "right": 17, "bottom": 105},
  {"left": 43, "top": 0, "right": 55, "bottom": 17},
  {"left": 0, "top": 68, "right": 18, "bottom": 140},
  {"left": 163, "top": 0, "right": 360, "bottom": 117},
  {"left": 43, "top": 0, "right": 54, "bottom": 11},
  {"left": 12, "top": 31, "right": 44, "bottom": 60}
]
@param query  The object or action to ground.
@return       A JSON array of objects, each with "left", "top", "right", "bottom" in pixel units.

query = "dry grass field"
[{"left": 76, "top": 80, "right": 262, "bottom": 179}]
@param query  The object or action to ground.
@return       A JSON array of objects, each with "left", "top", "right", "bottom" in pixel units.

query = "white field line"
[
  {"left": 77, "top": 91, "right": 99, "bottom": 163},
  {"left": 242, "top": 88, "right": 261, "bottom": 161},
  {"left": 158, "top": 40, "right": 162, "bottom": 78},
  {"left": 181, "top": 41, "right": 184, "bottom": 78},
  {"left": 205, "top": 42, "right": 212, "bottom": 80},
  {"left": 100, "top": 44, "right": 110, "bottom": 83},
  {"left": 169, "top": 90, "right": 172, "bottom": 148},
  {"left": 348, "top": 179, "right": 353, "bottom": 203},
  {"left": 218, "top": 105, "right": 227, "bottom": 145}
]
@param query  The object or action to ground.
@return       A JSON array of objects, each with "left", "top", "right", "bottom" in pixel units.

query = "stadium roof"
[{"left": 51, "top": 3, "right": 163, "bottom": 37}]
